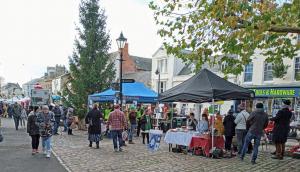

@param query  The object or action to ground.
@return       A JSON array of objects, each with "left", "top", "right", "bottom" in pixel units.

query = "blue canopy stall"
[{"left": 88, "top": 82, "right": 158, "bottom": 103}]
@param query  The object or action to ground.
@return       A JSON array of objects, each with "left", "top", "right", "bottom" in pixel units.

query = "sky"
[{"left": 0, "top": 0, "right": 162, "bottom": 85}]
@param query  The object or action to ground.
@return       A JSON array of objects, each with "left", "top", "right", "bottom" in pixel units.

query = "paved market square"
[{"left": 52, "top": 129, "right": 300, "bottom": 172}]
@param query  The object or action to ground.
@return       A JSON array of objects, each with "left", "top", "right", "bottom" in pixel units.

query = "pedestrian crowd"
[
  {"left": 0, "top": 101, "right": 75, "bottom": 158},
  {"left": 185, "top": 100, "right": 293, "bottom": 165},
  {"left": 0, "top": 100, "right": 295, "bottom": 164}
]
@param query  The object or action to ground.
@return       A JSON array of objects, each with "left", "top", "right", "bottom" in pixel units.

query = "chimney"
[{"left": 122, "top": 43, "right": 129, "bottom": 57}]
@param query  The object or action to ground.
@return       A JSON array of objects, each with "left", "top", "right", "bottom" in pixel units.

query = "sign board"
[
  {"left": 121, "top": 79, "right": 135, "bottom": 83},
  {"left": 250, "top": 87, "right": 300, "bottom": 98}
]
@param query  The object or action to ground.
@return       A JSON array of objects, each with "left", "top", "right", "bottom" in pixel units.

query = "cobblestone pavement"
[{"left": 52, "top": 129, "right": 300, "bottom": 172}]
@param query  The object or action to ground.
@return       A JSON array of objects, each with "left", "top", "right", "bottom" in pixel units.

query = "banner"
[{"left": 148, "top": 130, "right": 163, "bottom": 152}]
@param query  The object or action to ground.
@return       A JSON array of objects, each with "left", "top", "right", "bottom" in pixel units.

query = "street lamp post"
[
  {"left": 116, "top": 32, "right": 127, "bottom": 110},
  {"left": 155, "top": 68, "right": 160, "bottom": 103}
]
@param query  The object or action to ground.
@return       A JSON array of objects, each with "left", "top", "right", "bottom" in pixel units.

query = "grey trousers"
[{"left": 236, "top": 129, "right": 247, "bottom": 154}]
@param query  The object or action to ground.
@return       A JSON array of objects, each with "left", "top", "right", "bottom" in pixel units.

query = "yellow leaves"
[
  {"left": 241, "top": 10, "right": 251, "bottom": 20},
  {"left": 226, "top": 16, "right": 238, "bottom": 28}
]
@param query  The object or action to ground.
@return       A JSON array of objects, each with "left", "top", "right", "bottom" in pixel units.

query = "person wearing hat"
[
  {"left": 270, "top": 99, "right": 293, "bottom": 160},
  {"left": 223, "top": 109, "right": 236, "bottom": 156},
  {"left": 234, "top": 103, "right": 250, "bottom": 154},
  {"left": 240, "top": 103, "right": 269, "bottom": 165}
]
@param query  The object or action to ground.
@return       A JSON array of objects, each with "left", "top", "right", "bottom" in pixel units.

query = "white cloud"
[{"left": 0, "top": 0, "right": 162, "bottom": 85}]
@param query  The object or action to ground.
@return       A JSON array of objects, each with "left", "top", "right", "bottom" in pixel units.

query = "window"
[
  {"left": 159, "top": 81, "right": 166, "bottom": 93},
  {"left": 295, "top": 57, "right": 300, "bottom": 81},
  {"left": 264, "top": 63, "right": 273, "bottom": 81},
  {"left": 157, "top": 59, "right": 167, "bottom": 73},
  {"left": 244, "top": 63, "right": 253, "bottom": 82}
]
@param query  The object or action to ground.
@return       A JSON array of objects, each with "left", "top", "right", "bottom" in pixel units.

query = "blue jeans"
[
  {"left": 42, "top": 137, "right": 51, "bottom": 153},
  {"left": 240, "top": 132, "right": 261, "bottom": 162},
  {"left": 53, "top": 117, "right": 60, "bottom": 134},
  {"left": 128, "top": 124, "right": 136, "bottom": 141},
  {"left": 111, "top": 130, "right": 123, "bottom": 149},
  {"left": 13, "top": 116, "right": 20, "bottom": 130},
  {"left": 63, "top": 119, "right": 68, "bottom": 132}
]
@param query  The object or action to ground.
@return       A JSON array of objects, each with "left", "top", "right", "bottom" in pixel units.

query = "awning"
[{"left": 89, "top": 82, "right": 158, "bottom": 103}]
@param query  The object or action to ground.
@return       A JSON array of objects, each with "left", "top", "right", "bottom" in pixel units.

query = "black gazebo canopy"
[{"left": 159, "top": 68, "right": 254, "bottom": 103}]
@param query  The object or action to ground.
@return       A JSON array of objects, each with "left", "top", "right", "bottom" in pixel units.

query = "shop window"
[
  {"left": 157, "top": 59, "right": 168, "bottom": 73},
  {"left": 244, "top": 63, "right": 253, "bottom": 82},
  {"left": 159, "top": 81, "right": 166, "bottom": 93},
  {"left": 295, "top": 57, "right": 300, "bottom": 81},
  {"left": 264, "top": 62, "right": 273, "bottom": 81}
]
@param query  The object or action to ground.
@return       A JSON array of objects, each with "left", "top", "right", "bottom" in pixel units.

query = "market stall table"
[
  {"left": 189, "top": 135, "right": 224, "bottom": 157},
  {"left": 164, "top": 130, "right": 194, "bottom": 152}
]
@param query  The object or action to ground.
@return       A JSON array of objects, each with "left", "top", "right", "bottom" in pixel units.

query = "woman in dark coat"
[
  {"left": 223, "top": 110, "right": 236, "bottom": 154},
  {"left": 270, "top": 100, "right": 292, "bottom": 160},
  {"left": 27, "top": 106, "right": 40, "bottom": 155},
  {"left": 85, "top": 104, "right": 103, "bottom": 149}
]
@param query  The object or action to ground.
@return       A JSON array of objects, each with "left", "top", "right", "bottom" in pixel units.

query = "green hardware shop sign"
[{"left": 250, "top": 88, "right": 300, "bottom": 98}]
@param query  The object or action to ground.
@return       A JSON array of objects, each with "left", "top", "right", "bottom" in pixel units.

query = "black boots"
[{"left": 89, "top": 141, "right": 99, "bottom": 149}]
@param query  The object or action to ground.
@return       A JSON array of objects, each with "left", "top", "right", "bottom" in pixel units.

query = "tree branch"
[{"left": 235, "top": 25, "right": 300, "bottom": 33}]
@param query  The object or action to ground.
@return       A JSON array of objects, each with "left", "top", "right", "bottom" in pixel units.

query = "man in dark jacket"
[
  {"left": 240, "top": 103, "right": 269, "bottom": 165},
  {"left": 223, "top": 109, "right": 236, "bottom": 155},
  {"left": 271, "top": 99, "right": 292, "bottom": 160},
  {"left": 12, "top": 102, "right": 21, "bottom": 130},
  {"left": 52, "top": 104, "right": 62, "bottom": 135},
  {"left": 128, "top": 107, "right": 137, "bottom": 144}
]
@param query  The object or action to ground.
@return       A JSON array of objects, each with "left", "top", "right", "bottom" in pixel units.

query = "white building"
[
  {"left": 237, "top": 50, "right": 300, "bottom": 115},
  {"left": 152, "top": 35, "right": 300, "bottom": 117},
  {"left": 151, "top": 46, "right": 236, "bottom": 118},
  {"left": 22, "top": 78, "right": 43, "bottom": 97},
  {"left": 51, "top": 73, "right": 70, "bottom": 95}
]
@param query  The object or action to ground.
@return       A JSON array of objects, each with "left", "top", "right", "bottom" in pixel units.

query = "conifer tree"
[{"left": 63, "top": 0, "right": 115, "bottom": 118}]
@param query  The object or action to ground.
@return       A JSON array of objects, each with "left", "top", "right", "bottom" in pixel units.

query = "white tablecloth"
[{"left": 164, "top": 131, "right": 194, "bottom": 146}]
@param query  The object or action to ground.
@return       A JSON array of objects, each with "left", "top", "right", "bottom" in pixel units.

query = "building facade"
[
  {"left": 151, "top": 46, "right": 236, "bottom": 117},
  {"left": 238, "top": 50, "right": 300, "bottom": 115},
  {"left": 22, "top": 78, "right": 43, "bottom": 97},
  {"left": 51, "top": 73, "right": 71, "bottom": 95},
  {"left": 1, "top": 83, "right": 23, "bottom": 98},
  {"left": 110, "top": 43, "right": 152, "bottom": 87}
]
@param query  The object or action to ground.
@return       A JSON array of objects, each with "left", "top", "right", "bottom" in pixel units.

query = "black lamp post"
[
  {"left": 155, "top": 68, "right": 160, "bottom": 103},
  {"left": 116, "top": 32, "right": 127, "bottom": 109}
]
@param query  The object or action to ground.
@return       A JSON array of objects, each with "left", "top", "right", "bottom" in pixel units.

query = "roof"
[
  {"left": 178, "top": 64, "right": 194, "bottom": 76},
  {"left": 109, "top": 51, "right": 151, "bottom": 71},
  {"left": 2, "top": 83, "right": 21, "bottom": 90},
  {"left": 23, "top": 78, "right": 43, "bottom": 85},
  {"left": 123, "top": 71, "right": 151, "bottom": 87},
  {"left": 130, "top": 56, "right": 152, "bottom": 71}
]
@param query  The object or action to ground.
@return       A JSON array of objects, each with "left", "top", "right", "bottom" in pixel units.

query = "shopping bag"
[{"left": 122, "top": 131, "right": 128, "bottom": 141}]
